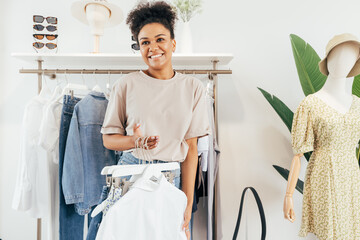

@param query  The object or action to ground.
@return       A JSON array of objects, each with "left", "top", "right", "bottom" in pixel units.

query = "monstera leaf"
[
  {"left": 352, "top": 75, "right": 360, "bottom": 97},
  {"left": 273, "top": 165, "right": 304, "bottom": 194},
  {"left": 290, "top": 34, "right": 327, "bottom": 96},
  {"left": 257, "top": 87, "right": 312, "bottom": 162},
  {"left": 353, "top": 75, "right": 360, "bottom": 165},
  {"left": 258, "top": 87, "right": 293, "bottom": 132}
]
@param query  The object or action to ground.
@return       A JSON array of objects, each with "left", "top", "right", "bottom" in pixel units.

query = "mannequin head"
[{"left": 327, "top": 42, "right": 360, "bottom": 78}]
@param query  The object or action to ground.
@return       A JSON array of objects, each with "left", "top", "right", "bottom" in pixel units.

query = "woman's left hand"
[{"left": 182, "top": 205, "right": 192, "bottom": 240}]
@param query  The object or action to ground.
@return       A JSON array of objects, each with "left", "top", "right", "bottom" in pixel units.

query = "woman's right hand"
[
  {"left": 283, "top": 195, "right": 295, "bottom": 222},
  {"left": 132, "top": 123, "right": 159, "bottom": 149}
]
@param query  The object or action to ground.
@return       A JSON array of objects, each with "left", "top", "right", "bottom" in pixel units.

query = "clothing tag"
[
  {"left": 114, "top": 178, "right": 121, "bottom": 188},
  {"left": 106, "top": 176, "right": 112, "bottom": 187},
  {"left": 121, "top": 181, "right": 133, "bottom": 196},
  {"left": 150, "top": 176, "right": 159, "bottom": 183},
  {"left": 112, "top": 177, "right": 121, "bottom": 189},
  {"left": 163, "top": 172, "right": 175, "bottom": 184}
]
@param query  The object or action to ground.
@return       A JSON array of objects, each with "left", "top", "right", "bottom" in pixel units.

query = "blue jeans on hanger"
[
  {"left": 86, "top": 152, "right": 122, "bottom": 240},
  {"left": 86, "top": 185, "right": 109, "bottom": 240},
  {"left": 118, "top": 152, "right": 193, "bottom": 239},
  {"left": 59, "top": 95, "right": 85, "bottom": 240}
]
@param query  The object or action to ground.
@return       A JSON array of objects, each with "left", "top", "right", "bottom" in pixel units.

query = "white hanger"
[
  {"left": 47, "top": 75, "right": 63, "bottom": 102},
  {"left": 111, "top": 162, "right": 180, "bottom": 178},
  {"left": 55, "top": 71, "right": 90, "bottom": 102},
  {"left": 92, "top": 71, "right": 103, "bottom": 93},
  {"left": 92, "top": 163, "right": 179, "bottom": 218},
  {"left": 39, "top": 74, "right": 52, "bottom": 99}
]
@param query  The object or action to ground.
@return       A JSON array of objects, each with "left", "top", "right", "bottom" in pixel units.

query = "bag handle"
[{"left": 232, "top": 187, "right": 266, "bottom": 240}]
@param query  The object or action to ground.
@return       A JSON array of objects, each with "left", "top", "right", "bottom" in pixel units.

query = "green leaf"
[
  {"left": 273, "top": 165, "right": 304, "bottom": 194},
  {"left": 304, "top": 152, "right": 312, "bottom": 162},
  {"left": 352, "top": 75, "right": 360, "bottom": 97},
  {"left": 290, "top": 34, "right": 327, "bottom": 96},
  {"left": 258, "top": 87, "right": 294, "bottom": 132}
]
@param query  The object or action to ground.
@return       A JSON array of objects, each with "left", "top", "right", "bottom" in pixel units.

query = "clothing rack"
[{"left": 18, "top": 56, "right": 232, "bottom": 240}]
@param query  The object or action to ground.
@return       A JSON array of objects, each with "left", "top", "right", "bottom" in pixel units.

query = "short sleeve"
[
  {"left": 291, "top": 100, "right": 314, "bottom": 154},
  {"left": 184, "top": 81, "right": 212, "bottom": 140},
  {"left": 101, "top": 81, "right": 126, "bottom": 135}
]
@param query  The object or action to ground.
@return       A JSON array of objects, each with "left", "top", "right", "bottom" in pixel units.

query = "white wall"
[{"left": 1, "top": 0, "right": 360, "bottom": 239}]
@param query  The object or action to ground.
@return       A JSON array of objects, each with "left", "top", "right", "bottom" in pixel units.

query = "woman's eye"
[
  {"left": 157, "top": 38, "right": 164, "bottom": 42},
  {"left": 141, "top": 41, "right": 149, "bottom": 45}
]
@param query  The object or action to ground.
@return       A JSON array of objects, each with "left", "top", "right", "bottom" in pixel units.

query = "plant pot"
[{"left": 179, "top": 21, "right": 193, "bottom": 53}]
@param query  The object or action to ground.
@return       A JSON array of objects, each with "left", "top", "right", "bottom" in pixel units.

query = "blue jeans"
[
  {"left": 86, "top": 186, "right": 109, "bottom": 240},
  {"left": 59, "top": 95, "right": 85, "bottom": 240},
  {"left": 119, "top": 152, "right": 193, "bottom": 239}
]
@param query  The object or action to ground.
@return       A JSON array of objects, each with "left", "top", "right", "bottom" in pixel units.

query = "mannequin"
[{"left": 283, "top": 41, "right": 360, "bottom": 222}]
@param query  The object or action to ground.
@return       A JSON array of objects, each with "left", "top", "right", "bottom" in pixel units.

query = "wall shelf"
[{"left": 12, "top": 53, "right": 233, "bottom": 67}]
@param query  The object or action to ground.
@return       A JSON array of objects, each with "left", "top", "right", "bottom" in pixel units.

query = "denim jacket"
[{"left": 62, "top": 91, "right": 117, "bottom": 215}]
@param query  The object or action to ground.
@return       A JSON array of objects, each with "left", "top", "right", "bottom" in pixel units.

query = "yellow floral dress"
[{"left": 291, "top": 94, "right": 360, "bottom": 240}]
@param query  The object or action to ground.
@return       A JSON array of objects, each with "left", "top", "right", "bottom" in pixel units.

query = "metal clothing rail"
[
  {"left": 19, "top": 68, "right": 232, "bottom": 75},
  {"left": 19, "top": 59, "right": 229, "bottom": 240}
]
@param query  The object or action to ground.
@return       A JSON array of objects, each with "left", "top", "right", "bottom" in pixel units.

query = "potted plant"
[{"left": 171, "top": 0, "right": 202, "bottom": 53}]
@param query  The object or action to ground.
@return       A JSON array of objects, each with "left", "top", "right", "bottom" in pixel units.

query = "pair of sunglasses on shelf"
[
  {"left": 33, "top": 34, "right": 58, "bottom": 40},
  {"left": 33, "top": 24, "right": 57, "bottom": 32},
  {"left": 131, "top": 36, "right": 140, "bottom": 51},
  {"left": 33, "top": 15, "right": 57, "bottom": 24},
  {"left": 33, "top": 42, "right": 57, "bottom": 50}
]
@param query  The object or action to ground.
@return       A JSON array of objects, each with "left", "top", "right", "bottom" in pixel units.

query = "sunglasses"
[
  {"left": 131, "top": 36, "right": 139, "bottom": 51},
  {"left": 33, "top": 42, "right": 57, "bottom": 50},
  {"left": 33, "top": 34, "right": 58, "bottom": 41},
  {"left": 33, "top": 15, "right": 58, "bottom": 24},
  {"left": 33, "top": 24, "right": 57, "bottom": 32}
]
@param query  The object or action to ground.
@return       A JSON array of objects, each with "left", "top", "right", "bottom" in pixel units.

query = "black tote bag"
[{"left": 232, "top": 187, "right": 266, "bottom": 240}]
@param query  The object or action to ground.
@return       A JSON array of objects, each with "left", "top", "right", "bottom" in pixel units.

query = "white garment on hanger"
[
  {"left": 39, "top": 99, "right": 62, "bottom": 164},
  {"left": 96, "top": 173, "right": 187, "bottom": 240},
  {"left": 13, "top": 89, "right": 60, "bottom": 240},
  {"left": 12, "top": 87, "right": 51, "bottom": 215},
  {"left": 206, "top": 95, "right": 220, "bottom": 240},
  {"left": 197, "top": 135, "right": 209, "bottom": 172},
  {"left": 38, "top": 97, "right": 63, "bottom": 240},
  {"left": 13, "top": 82, "right": 63, "bottom": 240}
]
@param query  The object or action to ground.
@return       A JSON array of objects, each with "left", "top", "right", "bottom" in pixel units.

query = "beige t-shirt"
[{"left": 101, "top": 71, "right": 211, "bottom": 162}]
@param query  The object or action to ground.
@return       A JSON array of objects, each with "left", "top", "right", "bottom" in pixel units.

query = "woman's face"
[{"left": 138, "top": 23, "right": 176, "bottom": 71}]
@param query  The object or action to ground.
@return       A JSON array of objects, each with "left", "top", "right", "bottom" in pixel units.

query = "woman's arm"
[
  {"left": 103, "top": 134, "right": 136, "bottom": 151},
  {"left": 102, "top": 123, "right": 159, "bottom": 151},
  {"left": 181, "top": 137, "right": 198, "bottom": 236}
]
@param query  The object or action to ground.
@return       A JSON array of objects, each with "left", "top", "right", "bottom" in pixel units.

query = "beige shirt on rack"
[{"left": 101, "top": 71, "right": 211, "bottom": 162}]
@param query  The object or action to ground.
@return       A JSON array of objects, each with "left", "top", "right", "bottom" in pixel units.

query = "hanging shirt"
[
  {"left": 62, "top": 91, "right": 117, "bottom": 215},
  {"left": 39, "top": 99, "right": 63, "bottom": 164},
  {"left": 198, "top": 135, "right": 209, "bottom": 171},
  {"left": 96, "top": 168, "right": 187, "bottom": 240},
  {"left": 206, "top": 96, "right": 220, "bottom": 240},
  {"left": 12, "top": 91, "right": 52, "bottom": 216},
  {"left": 101, "top": 71, "right": 211, "bottom": 162},
  {"left": 38, "top": 97, "right": 63, "bottom": 240}
]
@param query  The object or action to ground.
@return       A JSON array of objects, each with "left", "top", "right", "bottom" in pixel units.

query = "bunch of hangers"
[{"left": 43, "top": 69, "right": 216, "bottom": 100}]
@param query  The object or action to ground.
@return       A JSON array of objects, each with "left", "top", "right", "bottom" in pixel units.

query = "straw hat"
[
  {"left": 71, "top": 0, "right": 123, "bottom": 27},
  {"left": 319, "top": 33, "right": 360, "bottom": 77}
]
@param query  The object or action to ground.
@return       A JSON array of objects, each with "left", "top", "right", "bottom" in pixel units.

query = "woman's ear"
[{"left": 172, "top": 39, "right": 176, "bottom": 52}]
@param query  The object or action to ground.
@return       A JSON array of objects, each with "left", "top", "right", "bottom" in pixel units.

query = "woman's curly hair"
[{"left": 126, "top": 1, "right": 178, "bottom": 43}]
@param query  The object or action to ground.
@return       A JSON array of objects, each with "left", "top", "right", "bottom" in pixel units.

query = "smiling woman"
[
  {"left": 126, "top": 1, "right": 177, "bottom": 79},
  {"left": 138, "top": 23, "right": 176, "bottom": 77},
  {"left": 99, "top": 1, "right": 211, "bottom": 240}
]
